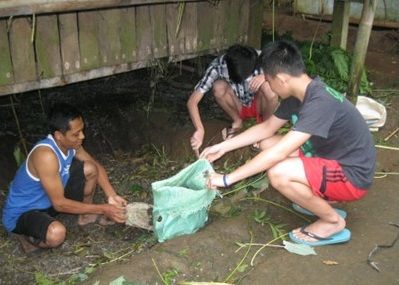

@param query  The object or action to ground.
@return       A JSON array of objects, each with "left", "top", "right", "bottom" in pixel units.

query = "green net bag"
[{"left": 151, "top": 159, "right": 218, "bottom": 242}]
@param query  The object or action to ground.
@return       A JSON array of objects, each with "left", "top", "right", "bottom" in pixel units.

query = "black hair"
[
  {"left": 48, "top": 103, "right": 82, "bottom": 135},
  {"left": 259, "top": 40, "right": 305, "bottom": 77},
  {"left": 225, "top": 44, "right": 258, "bottom": 83}
]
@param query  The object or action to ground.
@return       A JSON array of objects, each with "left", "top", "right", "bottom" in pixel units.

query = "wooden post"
[
  {"left": 247, "top": 0, "right": 263, "bottom": 49},
  {"left": 347, "top": 0, "right": 378, "bottom": 97},
  {"left": 331, "top": 0, "right": 350, "bottom": 50}
]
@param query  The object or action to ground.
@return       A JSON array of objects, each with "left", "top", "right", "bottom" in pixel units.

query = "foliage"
[
  {"left": 250, "top": 209, "right": 287, "bottom": 241},
  {"left": 13, "top": 145, "right": 26, "bottom": 167},
  {"left": 299, "top": 42, "right": 372, "bottom": 95},
  {"left": 262, "top": 32, "right": 372, "bottom": 96},
  {"left": 34, "top": 266, "right": 95, "bottom": 285}
]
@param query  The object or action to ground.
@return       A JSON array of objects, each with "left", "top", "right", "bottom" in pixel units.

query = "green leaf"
[
  {"left": 109, "top": 276, "right": 143, "bottom": 285},
  {"left": 13, "top": 145, "right": 26, "bottom": 167},
  {"left": 250, "top": 177, "right": 269, "bottom": 191},
  {"left": 283, "top": 241, "right": 317, "bottom": 256},
  {"left": 237, "top": 263, "right": 248, "bottom": 273},
  {"left": 129, "top": 183, "right": 143, "bottom": 194}
]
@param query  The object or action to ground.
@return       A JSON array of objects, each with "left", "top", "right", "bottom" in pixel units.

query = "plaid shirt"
[{"left": 194, "top": 54, "right": 262, "bottom": 106}]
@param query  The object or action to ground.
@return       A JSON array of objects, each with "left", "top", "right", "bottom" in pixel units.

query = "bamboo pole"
[{"left": 347, "top": 0, "right": 378, "bottom": 97}]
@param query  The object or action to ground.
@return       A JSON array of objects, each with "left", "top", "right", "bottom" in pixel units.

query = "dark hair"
[
  {"left": 48, "top": 103, "right": 82, "bottom": 135},
  {"left": 225, "top": 44, "right": 258, "bottom": 83},
  {"left": 259, "top": 40, "right": 305, "bottom": 77}
]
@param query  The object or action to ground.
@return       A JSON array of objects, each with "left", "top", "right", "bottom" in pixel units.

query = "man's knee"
[
  {"left": 212, "top": 80, "right": 230, "bottom": 98},
  {"left": 83, "top": 160, "right": 98, "bottom": 180},
  {"left": 268, "top": 163, "right": 289, "bottom": 189},
  {"left": 45, "top": 221, "right": 66, "bottom": 248}
]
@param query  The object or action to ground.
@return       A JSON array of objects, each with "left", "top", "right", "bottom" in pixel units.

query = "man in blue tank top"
[{"left": 2, "top": 103, "right": 127, "bottom": 253}]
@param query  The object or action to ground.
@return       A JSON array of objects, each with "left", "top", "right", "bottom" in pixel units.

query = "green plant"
[
  {"left": 299, "top": 42, "right": 371, "bottom": 95},
  {"left": 151, "top": 144, "right": 174, "bottom": 168},
  {"left": 162, "top": 268, "right": 179, "bottom": 285},
  {"left": 251, "top": 209, "right": 267, "bottom": 225},
  {"left": 251, "top": 209, "right": 287, "bottom": 241}
]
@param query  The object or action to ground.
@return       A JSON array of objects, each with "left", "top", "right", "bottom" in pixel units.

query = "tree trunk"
[{"left": 347, "top": 0, "right": 378, "bottom": 97}]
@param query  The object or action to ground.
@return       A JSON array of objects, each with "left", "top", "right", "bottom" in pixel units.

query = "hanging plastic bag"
[
  {"left": 355, "top": 96, "right": 387, "bottom": 132},
  {"left": 151, "top": 159, "right": 217, "bottom": 242}
]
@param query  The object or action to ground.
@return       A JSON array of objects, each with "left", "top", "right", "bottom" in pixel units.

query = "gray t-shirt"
[{"left": 275, "top": 77, "right": 376, "bottom": 189}]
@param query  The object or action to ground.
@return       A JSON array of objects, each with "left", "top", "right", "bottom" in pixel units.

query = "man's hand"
[
  {"left": 108, "top": 195, "right": 127, "bottom": 207},
  {"left": 206, "top": 172, "right": 225, "bottom": 189},
  {"left": 190, "top": 129, "right": 205, "bottom": 151},
  {"left": 200, "top": 143, "right": 225, "bottom": 163},
  {"left": 249, "top": 74, "right": 266, "bottom": 93},
  {"left": 103, "top": 204, "right": 127, "bottom": 223}
]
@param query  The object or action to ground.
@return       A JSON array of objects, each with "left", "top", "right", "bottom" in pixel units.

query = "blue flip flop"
[
  {"left": 292, "top": 203, "right": 347, "bottom": 219},
  {"left": 289, "top": 226, "right": 351, "bottom": 246}
]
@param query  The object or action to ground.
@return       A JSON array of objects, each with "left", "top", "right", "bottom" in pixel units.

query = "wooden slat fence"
[{"left": 0, "top": 0, "right": 263, "bottom": 96}]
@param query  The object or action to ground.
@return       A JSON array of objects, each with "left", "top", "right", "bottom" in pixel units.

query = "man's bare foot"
[
  {"left": 98, "top": 216, "right": 115, "bottom": 226},
  {"left": 78, "top": 214, "right": 99, "bottom": 226},
  {"left": 14, "top": 234, "right": 42, "bottom": 254},
  {"left": 291, "top": 217, "right": 346, "bottom": 243},
  {"left": 78, "top": 214, "right": 115, "bottom": 226}
]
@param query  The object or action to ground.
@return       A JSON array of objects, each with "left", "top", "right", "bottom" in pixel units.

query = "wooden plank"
[
  {"left": 9, "top": 17, "right": 37, "bottom": 83},
  {"left": 224, "top": 0, "right": 241, "bottom": 46},
  {"left": 119, "top": 6, "right": 136, "bottom": 63},
  {"left": 59, "top": 12, "right": 81, "bottom": 75},
  {"left": 35, "top": 15, "right": 62, "bottom": 79},
  {"left": 214, "top": 0, "right": 228, "bottom": 50},
  {"left": 237, "top": 0, "right": 250, "bottom": 45},
  {"left": 0, "top": 20, "right": 14, "bottom": 85},
  {"left": 247, "top": 0, "right": 263, "bottom": 49},
  {"left": 0, "top": 0, "right": 199, "bottom": 18},
  {"left": 150, "top": 4, "right": 167, "bottom": 59},
  {"left": 197, "top": 1, "right": 215, "bottom": 52},
  {"left": 97, "top": 8, "right": 122, "bottom": 66},
  {"left": 78, "top": 10, "right": 100, "bottom": 70},
  {"left": 181, "top": 2, "right": 197, "bottom": 54},
  {"left": 135, "top": 5, "right": 153, "bottom": 62},
  {"left": 165, "top": 2, "right": 184, "bottom": 57}
]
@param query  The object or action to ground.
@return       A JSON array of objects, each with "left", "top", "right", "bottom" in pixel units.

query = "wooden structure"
[
  {"left": 0, "top": 0, "right": 263, "bottom": 96},
  {"left": 295, "top": 0, "right": 399, "bottom": 49}
]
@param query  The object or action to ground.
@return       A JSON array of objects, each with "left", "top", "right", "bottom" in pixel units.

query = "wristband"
[{"left": 222, "top": 174, "right": 229, "bottom": 188}]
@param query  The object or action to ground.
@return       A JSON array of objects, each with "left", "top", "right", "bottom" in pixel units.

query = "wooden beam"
[{"left": 0, "top": 0, "right": 199, "bottom": 18}]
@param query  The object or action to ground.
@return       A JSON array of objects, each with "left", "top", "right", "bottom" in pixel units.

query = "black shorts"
[{"left": 12, "top": 158, "right": 85, "bottom": 242}]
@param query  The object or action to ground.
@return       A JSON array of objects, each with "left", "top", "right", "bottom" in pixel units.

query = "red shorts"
[
  {"left": 299, "top": 153, "right": 367, "bottom": 202},
  {"left": 239, "top": 97, "right": 262, "bottom": 123}
]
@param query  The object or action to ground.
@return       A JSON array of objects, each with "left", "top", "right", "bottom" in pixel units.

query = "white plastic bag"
[{"left": 355, "top": 96, "right": 386, "bottom": 132}]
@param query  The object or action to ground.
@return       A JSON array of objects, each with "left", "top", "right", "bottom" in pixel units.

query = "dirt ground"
[{"left": 0, "top": 10, "right": 398, "bottom": 285}]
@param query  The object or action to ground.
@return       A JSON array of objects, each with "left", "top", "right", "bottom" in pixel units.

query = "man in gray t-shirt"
[{"left": 200, "top": 40, "right": 376, "bottom": 247}]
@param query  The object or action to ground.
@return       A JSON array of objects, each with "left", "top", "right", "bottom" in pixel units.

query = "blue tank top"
[{"left": 2, "top": 135, "right": 76, "bottom": 232}]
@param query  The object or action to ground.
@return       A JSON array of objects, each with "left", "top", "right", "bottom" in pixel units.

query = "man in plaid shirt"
[{"left": 187, "top": 44, "right": 278, "bottom": 153}]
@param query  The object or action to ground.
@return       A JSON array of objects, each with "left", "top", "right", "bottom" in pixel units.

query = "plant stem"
[
  {"left": 10, "top": 96, "right": 28, "bottom": 155},
  {"left": 250, "top": 233, "right": 288, "bottom": 265},
  {"left": 222, "top": 174, "right": 266, "bottom": 196},
  {"left": 224, "top": 231, "right": 253, "bottom": 283},
  {"left": 375, "top": 144, "right": 399, "bottom": 151},
  {"left": 152, "top": 258, "right": 167, "bottom": 285}
]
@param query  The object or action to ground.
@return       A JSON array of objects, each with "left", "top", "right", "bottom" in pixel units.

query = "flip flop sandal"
[
  {"left": 250, "top": 143, "right": 261, "bottom": 152},
  {"left": 289, "top": 226, "right": 351, "bottom": 246},
  {"left": 221, "top": 127, "right": 241, "bottom": 141},
  {"left": 292, "top": 203, "right": 347, "bottom": 219}
]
